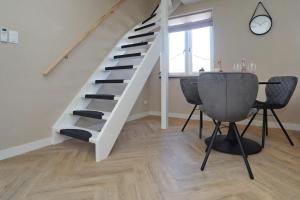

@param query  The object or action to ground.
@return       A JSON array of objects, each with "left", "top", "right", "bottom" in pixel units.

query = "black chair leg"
[
  {"left": 182, "top": 104, "right": 197, "bottom": 132},
  {"left": 201, "top": 122, "right": 221, "bottom": 171},
  {"left": 234, "top": 123, "right": 248, "bottom": 158},
  {"left": 213, "top": 120, "right": 222, "bottom": 135},
  {"left": 233, "top": 123, "right": 254, "bottom": 180},
  {"left": 199, "top": 110, "right": 203, "bottom": 139},
  {"left": 205, "top": 120, "right": 221, "bottom": 153},
  {"left": 262, "top": 108, "right": 267, "bottom": 148},
  {"left": 241, "top": 111, "right": 258, "bottom": 138},
  {"left": 271, "top": 109, "right": 294, "bottom": 146},
  {"left": 265, "top": 109, "right": 269, "bottom": 137},
  {"left": 233, "top": 123, "right": 242, "bottom": 140}
]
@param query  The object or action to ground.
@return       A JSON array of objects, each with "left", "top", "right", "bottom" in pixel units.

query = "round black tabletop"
[{"left": 259, "top": 81, "right": 281, "bottom": 85}]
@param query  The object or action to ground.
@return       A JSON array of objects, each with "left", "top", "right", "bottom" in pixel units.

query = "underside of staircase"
[{"left": 52, "top": 5, "right": 162, "bottom": 162}]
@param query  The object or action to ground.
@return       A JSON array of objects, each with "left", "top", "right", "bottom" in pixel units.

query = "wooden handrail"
[{"left": 43, "top": 0, "right": 125, "bottom": 76}]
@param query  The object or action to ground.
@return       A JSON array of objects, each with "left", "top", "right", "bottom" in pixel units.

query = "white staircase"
[{"left": 52, "top": 5, "right": 162, "bottom": 161}]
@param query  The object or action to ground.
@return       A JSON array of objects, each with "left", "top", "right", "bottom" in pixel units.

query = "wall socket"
[
  {"left": 9, "top": 30, "right": 18, "bottom": 44},
  {"left": 0, "top": 26, "right": 18, "bottom": 44},
  {"left": 0, "top": 27, "right": 9, "bottom": 43}
]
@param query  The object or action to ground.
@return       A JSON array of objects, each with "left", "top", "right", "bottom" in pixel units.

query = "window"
[
  {"left": 169, "top": 31, "right": 185, "bottom": 73},
  {"left": 168, "top": 11, "right": 213, "bottom": 75}
]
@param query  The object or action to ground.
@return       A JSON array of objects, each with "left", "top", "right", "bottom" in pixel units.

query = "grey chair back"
[
  {"left": 198, "top": 72, "right": 258, "bottom": 122},
  {"left": 180, "top": 77, "right": 202, "bottom": 105},
  {"left": 266, "top": 76, "right": 298, "bottom": 108}
]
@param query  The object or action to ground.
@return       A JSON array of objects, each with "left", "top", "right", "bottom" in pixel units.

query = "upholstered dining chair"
[
  {"left": 198, "top": 72, "right": 258, "bottom": 179},
  {"left": 180, "top": 77, "right": 203, "bottom": 138},
  {"left": 241, "top": 76, "right": 298, "bottom": 148},
  {"left": 180, "top": 77, "right": 222, "bottom": 139}
]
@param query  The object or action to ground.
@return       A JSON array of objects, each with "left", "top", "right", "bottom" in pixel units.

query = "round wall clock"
[{"left": 249, "top": 2, "right": 273, "bottom": 36}]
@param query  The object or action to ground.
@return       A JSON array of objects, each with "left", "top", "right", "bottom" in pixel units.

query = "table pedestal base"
[{"left": 205, "top": 123, "right": 262, "bottom": 155}]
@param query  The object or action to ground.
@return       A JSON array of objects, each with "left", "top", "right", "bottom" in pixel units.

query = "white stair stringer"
[
  {"left": 51, "top": 20, "right": 151, "bottom": 145},
  {"left": 95, "top": 33, "right": 161, "bottom": 162},
  {"left": 51, "top": 3, "right": 163, "bottom": 161}
]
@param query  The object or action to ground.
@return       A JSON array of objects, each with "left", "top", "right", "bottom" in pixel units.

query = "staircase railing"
[{"left": 42, "top": 0, "right": 125, "bottom": 76}]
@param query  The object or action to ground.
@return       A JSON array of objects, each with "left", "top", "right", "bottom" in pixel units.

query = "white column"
[
  {"left": 167, "top": 0, "right": 173, "bottom": 8},
  {"left": 160, "top": 0, "right": 169, "bottom": 129}
]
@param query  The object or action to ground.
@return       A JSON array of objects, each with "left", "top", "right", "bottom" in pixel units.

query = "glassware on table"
[
  {"left": 241, "top": 60, "right": 247, "bottom": 72},
  {"left": 248, "top": 63, "right": 257, "bottom": 73},
  {"left": 199, "top": 68, "right": 205, "bottom": 75},
  {"left": 214, "top": 60, "right": 222, "bottom": 72},
  {"left": 233, "top": 63, "right": 241, "bottom": 72}
]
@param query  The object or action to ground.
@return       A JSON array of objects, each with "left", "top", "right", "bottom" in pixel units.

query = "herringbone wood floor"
[{"left": 1, "top": 116, "right": 300, "bottom": 200}]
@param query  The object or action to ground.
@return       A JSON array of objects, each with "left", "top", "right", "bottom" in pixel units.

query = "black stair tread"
[
  {"left": 142, "top": 13, "right": 157, "bottom": 24},
  {"left": 85, "top": 94, "right": 116, "bottom": 100},
  {"left": 134, "top": 23, "right": 156, "bottom": 31},
  {"left": 121, "top": 42, "right": 148, "bottom": 49},
  {"left": 60, "top": 129, "right": 92, "bottom": 142},
  {"left": 114, "top": 53, "right": 142, "bottom": 59},
  {"left": 73, "top": 110, "right": 104, "bottom": 119},
  {"left": 128, "top": 32, "right": 154, "bottom": 39},
  {"left": 105, "top": 65, "right": 134, "bottom": 70},
  {"left": 151, "top": 4, "right": 160, "bottom": 16},
  {"left": 95, "top": 79, "right": 125, "bottom": 84}
]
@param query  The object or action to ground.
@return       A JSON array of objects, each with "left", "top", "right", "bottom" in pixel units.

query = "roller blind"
[{"left": 169, "top": 10, "right": 213, "bottom": 33}]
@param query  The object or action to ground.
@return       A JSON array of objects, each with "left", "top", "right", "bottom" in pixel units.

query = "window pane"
[
  {"left": 191, "top": 27, "right": 211, "bottom": 72},
  {"left": 169, "top": 31, "right": 185, "bottom": 73}
]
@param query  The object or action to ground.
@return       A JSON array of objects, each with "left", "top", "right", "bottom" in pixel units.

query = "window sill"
[{"left": 159, "top": 74, "right": 198, "bottom": 79}]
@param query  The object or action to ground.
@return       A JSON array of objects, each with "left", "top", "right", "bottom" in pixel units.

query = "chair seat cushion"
[{"left": 253, "top": 100, "right": 283, "bottom": 109}]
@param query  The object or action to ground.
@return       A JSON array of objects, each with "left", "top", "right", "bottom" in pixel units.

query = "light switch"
[
  {"left": 0, "top": 27, "right": 9, "bottom": 43},
  {"left": 9, "top": 30, "right": 18, "bottom": 44}
]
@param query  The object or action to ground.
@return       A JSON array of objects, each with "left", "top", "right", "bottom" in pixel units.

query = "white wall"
[{"left": 0, "top": 0, "right": 157, "bottom": 150}]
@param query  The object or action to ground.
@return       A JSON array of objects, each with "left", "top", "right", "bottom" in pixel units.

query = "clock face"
[{"left": 250, "top": 15, "right": 272, "bottom": 35}]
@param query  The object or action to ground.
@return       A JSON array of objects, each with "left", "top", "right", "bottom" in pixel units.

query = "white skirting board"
[
  {"left": 0, "top": 112, "right": 151, "bottom": 161},
  {"left": 0, "top": 138, "right": 52, "bottom": 161},
  {"left": 147, "top": 111, "right": 300, "bottom": 131},
  {"left": 127, "top": 112, "right": 150, "bottom": 122},
  {"left": 1, "top": 111, "right": 299, "bottom": 161}
]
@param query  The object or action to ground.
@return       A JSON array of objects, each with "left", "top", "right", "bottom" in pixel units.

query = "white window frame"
[{"left": 168, "top": 10, "right": 214, "bottom": 76}]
